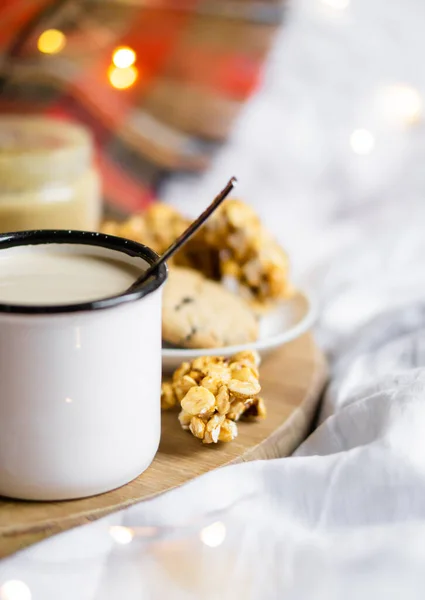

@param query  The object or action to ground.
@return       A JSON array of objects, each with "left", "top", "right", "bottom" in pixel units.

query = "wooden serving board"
[{"left": 0, "top": 333, "right": 327, "bottom": 559}]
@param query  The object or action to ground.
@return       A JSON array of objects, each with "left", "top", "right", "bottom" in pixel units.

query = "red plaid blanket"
[{"left": 0, "top": 0, "right": 285, "bottom": 216}]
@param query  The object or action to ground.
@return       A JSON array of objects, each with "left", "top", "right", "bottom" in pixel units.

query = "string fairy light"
[
  {"left": 37, "top": 28, "right": 66, "bottom": 54},
  {"left": 107, "top": 64, "right": 138, "bottom": 90},
  {"left": 112, "top": 46, "right": 136, "bottom": 69}
]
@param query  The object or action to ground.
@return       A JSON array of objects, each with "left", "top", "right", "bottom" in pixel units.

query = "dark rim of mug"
[{"left": 0, "top": 230, "right": 168, "bottom": 314}]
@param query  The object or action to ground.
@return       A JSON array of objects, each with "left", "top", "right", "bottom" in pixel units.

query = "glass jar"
[{"left": 0, "top": 116, "right": 101, "bottom": 233}]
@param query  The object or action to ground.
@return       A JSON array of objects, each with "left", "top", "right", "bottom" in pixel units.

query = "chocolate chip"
[
  {"left": 184, "top": 326, "right": 198, "bottom": 342},
  {"left": 175, "top": 297, "right": 195, "bottom": 311}
]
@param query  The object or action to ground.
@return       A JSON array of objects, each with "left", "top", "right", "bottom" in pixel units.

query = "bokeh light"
[
  {"left": 200, "top": 521, "right": 226, "bottom": 548},
  {"left": 112, "top": 47, "right": 136, "bottom": 69},
  {"left": 108, "top": 65, "right": 138, "bottom": 90},
  {"left": 37, "top": 29, "right": 66, "bottom": 54},
  {"left": 350, "top": 129, "right": 375, "bottom": 155},
  {"left": 0, "top": 580, "right": 31, "bottom": 600},
  {"left": 109, "top": 526, "right": 134, "bottom": 544},
  {"left": 379, "top": 84, "right": 422, "bottom": 126}
]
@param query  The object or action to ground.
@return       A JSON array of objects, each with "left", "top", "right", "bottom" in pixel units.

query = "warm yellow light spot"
[
  {"left": 112, "top": 46, "right": 136, "bottom": 69},
  {"left": 350, "top": 129, "right": 375, "bottom": 155},
  {"left": 200, "top": 521, "right": 226, "bottom": 548},
  {"left": 0, "top": 580, "right": 32, "bottom": 600},
  {"left": 108, "top": 65, "right": 138, "bottom": 90},
  {"left": 380, "top": 84, "right": 422, "bottom": 126},
  {"left": 37, "top": 29, "right": 66, "bottom": 54},
  {"left": 109, "top": 526, "right": 134, "bottom": 544}
]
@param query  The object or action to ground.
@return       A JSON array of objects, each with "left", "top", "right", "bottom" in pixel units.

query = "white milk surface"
[{"left": 0, "top": 247, "right": 142, "bottom": 306}]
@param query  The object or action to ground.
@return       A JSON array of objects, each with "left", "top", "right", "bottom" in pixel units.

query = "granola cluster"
[
  {"left": 101, "top": 199, "right": 291, "bottom": 308},
  {"left": 102, "top": 204, "right": 189, "bottom": 262},
  {"left": 184, "top": 199, "right": 292, "bottom": 307},
  {"left": 161, "top": 350, "right": 266, "bottom": 444}
]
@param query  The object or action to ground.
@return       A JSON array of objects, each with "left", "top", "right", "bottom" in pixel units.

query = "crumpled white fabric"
[
  {"left": 2, "top": 0, "right": 425, "bottom": 596},
  {"left": 2, "top": 199, "right": 425, "bottom": 600}
]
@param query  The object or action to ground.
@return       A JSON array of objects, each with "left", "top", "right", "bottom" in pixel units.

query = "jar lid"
[{"left": 0, "top": 117, "right": 93, "bottom": 192}]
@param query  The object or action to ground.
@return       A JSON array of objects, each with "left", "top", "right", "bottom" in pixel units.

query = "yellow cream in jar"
[{"left": 0, "top": 117, "right": 101, "bottom": 232}]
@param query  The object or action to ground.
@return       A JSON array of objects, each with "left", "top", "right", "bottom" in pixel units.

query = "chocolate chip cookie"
[{"left": 162, "top": 267, "right": 259, "bottom": 349}]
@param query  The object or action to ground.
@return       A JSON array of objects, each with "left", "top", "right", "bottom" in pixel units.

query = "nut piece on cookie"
[{"left": 163, "top": 351, "right": 265, "bottom": 444}]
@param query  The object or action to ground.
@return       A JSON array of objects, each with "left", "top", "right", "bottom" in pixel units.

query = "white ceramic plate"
[{"left": 162, "top": 289, "right": 317, "bottom": 372}]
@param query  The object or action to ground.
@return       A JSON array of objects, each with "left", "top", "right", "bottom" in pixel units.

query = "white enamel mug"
[{"left": 0, "top": 230, "right": 167, "bottom": 501}]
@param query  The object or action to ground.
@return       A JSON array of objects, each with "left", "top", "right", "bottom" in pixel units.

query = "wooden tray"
[{"left": 0, "top": 333, "right": 327, "bottom": 559}]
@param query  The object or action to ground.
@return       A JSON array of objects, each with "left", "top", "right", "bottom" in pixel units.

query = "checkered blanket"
[{"left": 0, "top": 0, "right": 285, "bottom": 215}]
